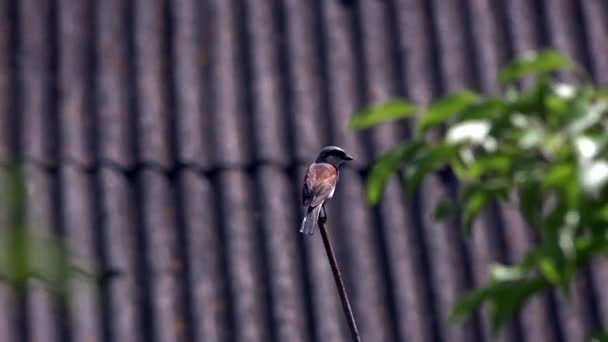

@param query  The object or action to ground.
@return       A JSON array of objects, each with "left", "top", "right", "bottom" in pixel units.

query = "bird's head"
[{"left": 315, "top": 146, "right": 353, "bottom": 167}]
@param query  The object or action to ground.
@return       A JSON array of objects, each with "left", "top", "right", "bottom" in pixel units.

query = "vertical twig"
[{"left": 318, "top": 215, "right": 361, "bottom": 342}]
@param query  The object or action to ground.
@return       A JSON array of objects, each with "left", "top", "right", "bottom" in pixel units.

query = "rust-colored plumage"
[{"left": 302, "top": 163, "right": 338, "bottom": 208}]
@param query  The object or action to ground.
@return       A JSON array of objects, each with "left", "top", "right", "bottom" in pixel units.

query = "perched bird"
[{"left": 300, "top": 146, "right": 353, "bottom": 235}]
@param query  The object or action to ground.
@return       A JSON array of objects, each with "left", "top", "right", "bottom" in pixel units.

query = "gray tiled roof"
[{"left": 0, "top": 0, "right": 607, "bottom": 341}]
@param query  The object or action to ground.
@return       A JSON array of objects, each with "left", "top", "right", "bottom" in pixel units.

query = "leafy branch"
[{"left": 351, "top": 50, "right": 608, "bottom": 336}]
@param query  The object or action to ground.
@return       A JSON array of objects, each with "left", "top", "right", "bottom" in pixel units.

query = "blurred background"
[{"left": 0, "top": 0, "right": 608, "bottom": 341}]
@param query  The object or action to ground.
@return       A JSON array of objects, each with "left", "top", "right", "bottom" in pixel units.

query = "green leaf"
[
  {"left": 449, "top": 277, "right": 549, "bottom": 332},
  {"left": 539, "top": 257, "right": 562, "bottom": 284},
  {"left": 417, "top": 91, "right": 480, "bottom": 133},
  {"left": 590, "top": 330, "right": 608, "bottom": 342},
  {"left": 518, "top": 181, "right": 543, "bottom": 227},
  {"left": 499, "top": 50, "right": 575, "bottom": 83},
  {"left": 465, "top": 154, "right": 512, "bottom": 179},
  {"left": 596, "top": 88, "right": 608, "bottom": 100},
  {"left": 0, "top": 165, "right": 26, "bottom": 213},
  {"left": 461, "top": 184, "right": 491, "bottom": 233},
  {"left": 544, "top": 163, "right": 576, "bottom": 189},
  {"left": 403, "top": 144, "right": 456, "bottom": 194},
  {"left": 545, "top": 83, "right": 581, "bottom": 125},
  {"left": 0, "top": 228, "right": 28, "bottom": 287},
  {"left": 366, "top": 142, "right": 425, "bottom": 204},
  {"left": 456, "top": 98, "right": 506, "bottom": 122},
  {"left": 449, "top": 286, "right": 495, "bottom": 323},
  {"left": 507, "top": 77, "right": 551, "bottom": 115},
  {"left": 349, "top": 99, "right": 417, "bottom": 129},
  {"left": 487, "top": 278, "right": 549, "bottom": 332},
  {"left": 545, "top": 93, "right": 570, "bottom": 116},
  {"left": 434, "top": 200, "right": 457, "bottom": 221},
  {"left": 596, "top": 204, "right": 608, "bottom": 223},
  {"left": 568, "top": 100, "right": 608, "bottom": 134}
]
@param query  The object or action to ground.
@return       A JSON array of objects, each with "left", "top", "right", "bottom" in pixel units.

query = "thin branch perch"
[{"left": 318, "top": 210, "right": 361, "bottom": 342}]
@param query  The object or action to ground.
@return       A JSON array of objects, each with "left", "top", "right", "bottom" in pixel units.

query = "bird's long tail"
[{"left": 300, "top": 205, "right": 322, "bottom": 235}]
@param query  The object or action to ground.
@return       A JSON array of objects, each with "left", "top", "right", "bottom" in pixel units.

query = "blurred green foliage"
[
  {"left": 0, "top": 165, "right": 85, "bottom": 294},
  {"left": 351, "top": 50, "right": 608, "bottom": 336},
  {"left": 348, "top": 99, "right": 417, "bottom": 129}
]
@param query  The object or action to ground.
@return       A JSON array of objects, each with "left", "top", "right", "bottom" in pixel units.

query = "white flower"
[
  {"left": 553, "top": 83, "right": 576, "bottom": 98},
  {"left": 576, "top": 136, "right": 598, "bottom": 160},
  {"left": 446, "top": 120, "right": 490, "bottom": 145},
  {"left": 581, "top": 161, "right": 608, "bottom": 192}
]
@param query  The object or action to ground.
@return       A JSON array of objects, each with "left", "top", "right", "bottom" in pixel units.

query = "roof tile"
[
  {"left": 430, "top": 0, "right": 475, "bottom": 92},
  {"left": 503, "top": 0, "right": 544, "bottom": 54},
  {"left": 134, "top": 0, "right": 172, "bottom": 167},
  {"left": 465, "top": 0, "right": 504, "bottom": 93},
  {"left": 393, "top": 0, "right": 435, "bottom": 105},
  {"left": 0, "top": 287, "right": 18, "bottom": 342},
  {"left": 178, "top": 170, "right": 228, "bottom": 341},
  {"left": 218, "top": 170, "right": 270, "bottom": 342},
  {"left": 19, "top": 0, "right": 55, "bottom": 165},
  {"left": 542, "top": 0, "right": 586, "bottom": 63},
  {"left": 321, "top": 0, "right": 370, "bottom": 168},
  {"left": 172, "top": 0, "right": 213, "bottom": 168},
  {"left": 580, "top": 1, "right": 608, "bottom": 84},
  {"left": 355, "top": 0, "right": 408, "bottom": 155},
  {"left": 257, "top": 166, "right": 311, "bottom": 342},
  {"left": 377, "top": 180, "right": 436, "bottom": 341},
  {"left": 418, "top": 175, "right": 480, "bottom": 341},
  {"left": 99, "top": 168, "right": 142, "bottom": 342},
  {"left": 58, "top": 0, "right": 95, "bottom": 166},
  {"left": 96, "top": 0, "right": 135, "bottom": 167},
  {"left": 61, "top": 166, "right": 102, "bottom": 342},
  {"left": 243, "top": 1, "right": 291, "bottom": 165},
  {"left": 23, "top": 165, "right": 61, "bottom": 342},
  {"left": 139, "top": 169, "right": 186, "bottom": 342},
  {"left": 282, "top": 0, "right": 330, "bottom": 162},
  {"left": 209, "top": 0, "right": 251, "bottom": 167},
  {"left": 591, "top": 260, "right": 608, "bottom": 323},
  {"left": 0, "top": 0, "right": 13, "bottom": 163}
]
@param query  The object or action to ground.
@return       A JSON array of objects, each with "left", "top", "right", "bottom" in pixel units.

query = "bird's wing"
[{"left": 303, "top": 163, "right": 338, "bottom": 208}]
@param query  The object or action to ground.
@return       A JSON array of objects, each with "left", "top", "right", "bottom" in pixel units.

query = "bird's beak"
[{"left": 344, "top": 154, "right": 354, "bottom": 161}]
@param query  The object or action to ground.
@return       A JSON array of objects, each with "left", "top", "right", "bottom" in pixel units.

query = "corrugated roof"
[{"left": 0, "top": 0, "right": 607, "bottom": 341}]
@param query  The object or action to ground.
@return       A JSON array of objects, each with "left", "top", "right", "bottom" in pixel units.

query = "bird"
[{"left": 300, "top": 146, "right": 353, "bottom": 235}]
